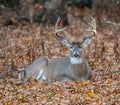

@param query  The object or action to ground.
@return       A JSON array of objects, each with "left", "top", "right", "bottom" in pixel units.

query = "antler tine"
[
  {"left": 55, "top": 17, "right": 66, "bottom": 37},
  {"left": 86, "top": 17, "right": 96, "bottom": 36}
]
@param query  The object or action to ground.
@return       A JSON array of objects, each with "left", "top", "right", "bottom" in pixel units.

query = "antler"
[
  {"left": 86, "top": 17, "right": 96, "bottom": 37},
  {"left": 55, "top": 17, "right": 67, "bottom": 38},
  {"left": 55, "top": 17, "right": 96, "bottom": 47},
  {"left": 55, "top": 17, "right": 71, "bottom": 47},
  {"left": 82, "top": 17, "right": 96, "bottom": 47}
]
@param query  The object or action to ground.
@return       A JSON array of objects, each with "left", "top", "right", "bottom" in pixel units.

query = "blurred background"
[{"left": 0, "top": 0, "right": 120, "bottom": 25}]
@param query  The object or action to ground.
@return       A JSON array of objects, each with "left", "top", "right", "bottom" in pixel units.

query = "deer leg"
[{"left": 36, "top": 69, "right": 46, "bottom": 80}]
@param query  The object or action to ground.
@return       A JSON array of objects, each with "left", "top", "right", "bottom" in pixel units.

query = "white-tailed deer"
[{"left": 18, "top": 17, "right": 96, "bottom": 81}]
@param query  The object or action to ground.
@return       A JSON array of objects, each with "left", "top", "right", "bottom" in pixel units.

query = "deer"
[{"left": 18, "top": 17, "right": 96, "bottom": 81}]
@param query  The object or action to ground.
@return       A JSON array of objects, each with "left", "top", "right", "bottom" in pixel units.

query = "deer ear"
[
  {"left": 60, "top": 39, "right": 70, "bottom": 48},
  {"left": 82, "top": 37, "right": 92, "bottom": 47}
]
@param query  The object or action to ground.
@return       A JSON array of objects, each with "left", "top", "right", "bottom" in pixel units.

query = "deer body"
[
  {"left": 18, "top": 17, "right": 96, "bottom": 81},
  {"left": 40, "top": 46, "right": 91, "bottom": 81},
  {"left": 41, "top": 56, "right": 91, "bottom": 81}
]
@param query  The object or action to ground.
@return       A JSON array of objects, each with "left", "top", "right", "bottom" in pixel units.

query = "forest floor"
[{"left": 0, "top": 8, "right": 120, "bottom": 104}]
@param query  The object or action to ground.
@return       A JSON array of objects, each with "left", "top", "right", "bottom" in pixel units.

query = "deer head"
[{"left": 55, "top": 17, "right": 96, "bottom": 64}]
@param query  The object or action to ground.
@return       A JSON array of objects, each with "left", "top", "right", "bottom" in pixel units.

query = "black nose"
[{"left": 74, "top": 52, "right": 79, "bottom": 57}]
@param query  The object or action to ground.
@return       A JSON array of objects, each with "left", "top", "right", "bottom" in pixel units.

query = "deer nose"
[{"left": 74, "top": 52, "right": 79, "bottom": 57}]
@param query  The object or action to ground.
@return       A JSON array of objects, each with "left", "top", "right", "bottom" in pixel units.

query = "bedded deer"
[{"left": 18, "top": 17, "right": 96, "bottom": 81}]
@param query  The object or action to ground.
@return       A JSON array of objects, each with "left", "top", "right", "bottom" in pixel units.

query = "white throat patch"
[{"left": 71, "top": 57, "right": 83, "bottom": 64}]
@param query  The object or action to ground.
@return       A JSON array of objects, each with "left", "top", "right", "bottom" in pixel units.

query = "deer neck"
[{"left": 70, "top": 53, "right": 88, "bottom": 80}]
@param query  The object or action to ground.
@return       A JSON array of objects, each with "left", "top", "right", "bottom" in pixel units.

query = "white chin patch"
[
  {"left": 71, "top": 57, "right": 83, "bottom": 64},
  {"left": 36, "top": 69, "right": 46, "bottom": 80}
]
